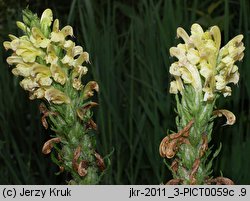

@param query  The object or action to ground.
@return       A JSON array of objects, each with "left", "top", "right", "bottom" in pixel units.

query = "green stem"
[
  {"left": 174, "top": 86, "right": 215, "bottom": 184},
  {"left": 45, "top": 80, "right": 101, "bottom": 184}
]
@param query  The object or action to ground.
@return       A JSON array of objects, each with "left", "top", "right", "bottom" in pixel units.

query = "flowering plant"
[
  {"left": 4, "top": 8, "right": 105, "bottom": 184},
  {"left": 160, "top": 24, "right": 244, "bottom": 184}
]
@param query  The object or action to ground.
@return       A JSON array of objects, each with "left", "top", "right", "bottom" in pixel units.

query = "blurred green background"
[{"left": 0, "top": 0, "right": 250, "bottom": 184}]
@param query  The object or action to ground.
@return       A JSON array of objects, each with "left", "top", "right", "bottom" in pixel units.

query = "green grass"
[{"left": 0, "top": 0, "right": 250, "bottom": 184}]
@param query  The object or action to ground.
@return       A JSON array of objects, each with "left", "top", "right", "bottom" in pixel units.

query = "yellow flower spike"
[
  {"left": 50, "top": 64, "right": 67, "bottom": 85},
  {"left": 44, "top": 87, "right": 71, "bottom": 104},
  {"left": 40, "top": 8, "right": 53, "bottom": 27},
  {"left": 30, "top": 27, "right": 50, "bottom": 48},
  {"left": 169, "top": 23, "right": 245, "bottom": 101}
]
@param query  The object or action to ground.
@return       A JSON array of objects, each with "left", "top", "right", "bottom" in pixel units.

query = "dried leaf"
[
  {"left": 166, "top": 179, "right": 182, "bottom": 185},
  {"left": 199, "top": 135, "right": 208, "bottom": 157},
  {"left": 170, "top": 159, "right": 179, "bottom": 173},
  {"left": 72, "top": 146, "right": 81, "bottom": 171},
  {"left": 39, "top": 103, "right": 58, "bottom": 129},
  {"left": 213, "top": 109, "right": 236, "bottom": 125},
  {"left": 169, "top": 119, "right": 194, "bottom": 139},
  {"left": 83, "top": 81, "right": 99, "bottom": 100},
  {"left": 94, "top": 152, "right": 105, "bottom": 171},
  {"left": 87, "top": 119, "right": 98, "bottom": 130},
  {"left": 77, "top": 102, "right": 98, "bottom": 120},
  {"left": 59, "top": 166, "right": 64, "bottom": 172},
  {"left": 39, "top": 103, "right": 48, "bottom": 114},
  {"left": 159, "top": 120, "right": 193, "bottom": 158},
  {"left": 189, "top": 159, "right": 200, "bottom": 184},
  {"left": 207, "top": 177, "right": 234, "bottom": 185},
  {"left": 78, "top": 160, "right": 88, "bottom": 177},
  {"left": 42, "top": 137, "right": 61, "bottom": 154}
]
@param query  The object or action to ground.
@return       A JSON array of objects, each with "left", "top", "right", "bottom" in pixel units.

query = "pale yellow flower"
[
  {"left": 170, "top": 81, "right": 180, "bottom": 94},
  {"left": 44, "top": 87, "right": 70, "bottom": 104},
  {"left": 51, "top": 25, "right": 73, "bottom": 43},
  {"left": 6, "top": 55, "right": 24, "bottom": 65},
  {"left": 72, "top": 66, "right": 88, "bottom": 90},
  {"left": 11, "top": 62, "right": 33, "bottom": 77},
  {"left": 50, "top": 64, "right": 67, "bottom": 85},
  {"left": 29, "top": 88, "right": 46, "bottom": 100},
  {"left": 30, "top": 63, "right": 52, "bottom": 87},
  {"left": 45, "top": 44, "right": 58, "bottom": 64},
  {"left": 40, "top": 9, "right": 53, "bottom": 27},
  {"left": 16, "top": 37, "right": 45, "bottom": 62},
  {"left": 30, "top": 27, "right": 50, "bottom": 48},
  {"left": 20, "top": 77, "right": 39, "bottom": 91}
]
